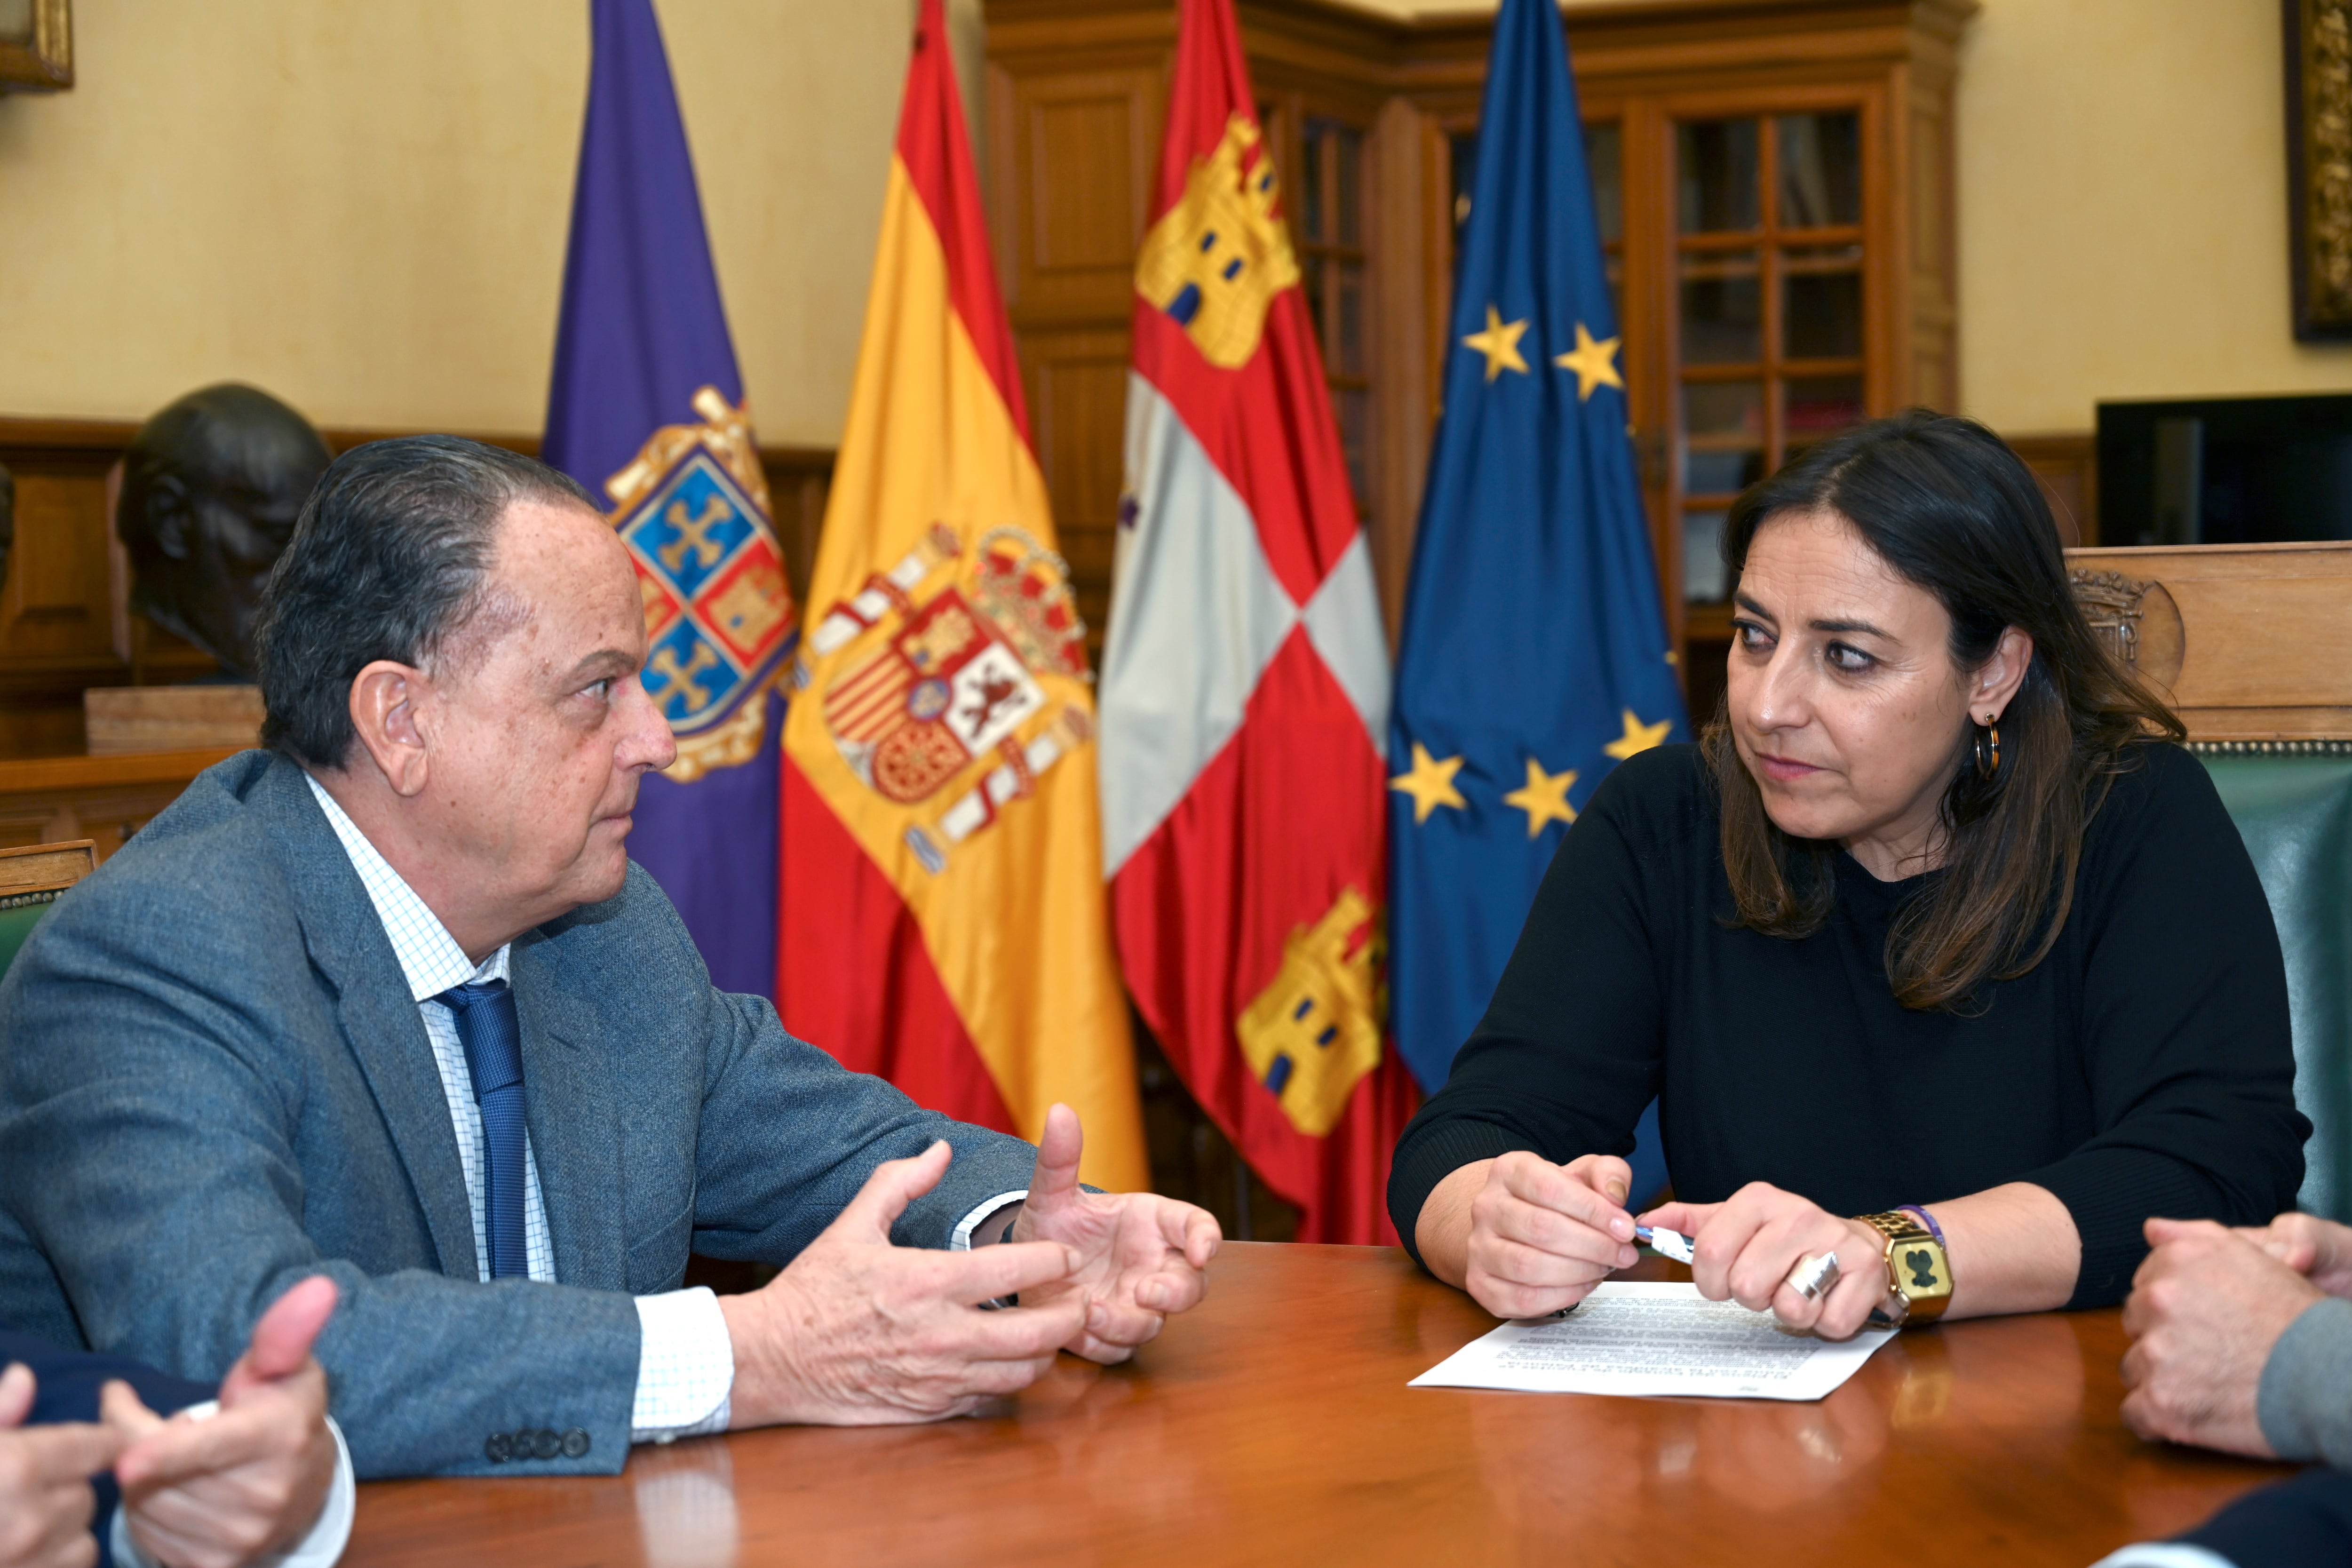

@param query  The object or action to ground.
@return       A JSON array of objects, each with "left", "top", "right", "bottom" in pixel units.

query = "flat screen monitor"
[{"left": 2096, "top": 393, "right": 2352, "bottom": 546}]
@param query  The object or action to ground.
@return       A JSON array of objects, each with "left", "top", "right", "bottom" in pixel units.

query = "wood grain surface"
[{"left": 342, "top": 1242, "right": 2295, "bottom": 1567}]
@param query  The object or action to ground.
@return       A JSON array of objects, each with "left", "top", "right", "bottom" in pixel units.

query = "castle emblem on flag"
[
  {"left": 1134, "top": 113, "right": 1302, "bottom": 369},
  {"left": 800, "top": 524, "right": 1091, "bottom": 875},
  {"left": 605, "top": 387, "right": 796, "bottom": 783},
  {"left": 1233, "top": 886, "right": 1384, "bottom": 1138}
]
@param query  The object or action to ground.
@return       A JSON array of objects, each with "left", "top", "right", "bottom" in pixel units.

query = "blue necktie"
[{"left": 437, "top": 979, "right": 528, "bottom": 1281}]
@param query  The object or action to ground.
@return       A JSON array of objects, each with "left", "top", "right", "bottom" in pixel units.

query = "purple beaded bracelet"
[{"left": 1898, "top": 1204, "right": 1947, "bottom": 1247}]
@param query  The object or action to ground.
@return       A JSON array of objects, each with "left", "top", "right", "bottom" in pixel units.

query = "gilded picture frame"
[
  {"left": 2289, "top": 0, "right": 2352, "bottom": 339},
  {"left": 0, "top": 0, "right": 71, "bottom": 95}
]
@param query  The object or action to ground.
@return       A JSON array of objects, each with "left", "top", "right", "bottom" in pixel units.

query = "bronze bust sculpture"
[{"left": 116, "top": 384, "right": 332, "bottom": 680}]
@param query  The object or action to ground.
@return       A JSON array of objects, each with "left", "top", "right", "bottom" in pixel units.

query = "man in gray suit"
[{"left": 0, "top": 436, "right": 1219, "bottom": 1481}]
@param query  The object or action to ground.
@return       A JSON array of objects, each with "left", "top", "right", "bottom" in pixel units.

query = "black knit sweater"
[{"left": 1388, "top": 742, "right": 2309, "bottom": 1307}]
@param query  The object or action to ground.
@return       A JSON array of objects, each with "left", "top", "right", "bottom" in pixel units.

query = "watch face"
[{"left": 1897, "top": 1242, "right": 1954, "bottom": 1300}]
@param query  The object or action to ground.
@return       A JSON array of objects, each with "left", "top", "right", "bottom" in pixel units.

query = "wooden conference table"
[{"left": 346, "top": 1242, "right": 2296, "bottom": 1567}]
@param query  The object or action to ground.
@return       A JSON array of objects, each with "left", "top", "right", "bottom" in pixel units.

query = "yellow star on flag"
[
  {"left": 1603, "top": 708, "right": 1673, "bottom": 760},
  {"left": 1461, "top": 305, "right": 1531, "bottom": 382},
  {"left": 1553, "top": 322, "right": 1624, "bottom": 401},
  {"left": 1390, "top": 742, "right": 1468, "bottom": 824},
  {"left": 1502, "top": 756, "right": 1579, "bottom": 839}
]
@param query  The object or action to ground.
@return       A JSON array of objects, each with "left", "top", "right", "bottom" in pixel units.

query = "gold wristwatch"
[{"left": 1857, "top": 1210, "right": 1952, "bottom": 1328}]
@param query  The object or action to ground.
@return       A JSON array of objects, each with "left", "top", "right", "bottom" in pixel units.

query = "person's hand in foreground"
[
  {"left": 1446, "top": 1152, "right": 1644, "bottom": 1320},
  {"left": 1008, "top": 1104, "right": 1221, "bottom": 1363},
  {"left": 719, "top": 1141, "right": 1096, "bottom": 1427},
  {"left": 2120, "top": 1217, "right": 2324, "bottom": 1457},
  {"left": 719, "top": 1116, "right": 1222, "bottom": 1427},
  {"left": 0, "top": 1361, "right": 127, "bottom": 1568},
  {"left": 1643, "top": 1182, "right": 1890, "bottom": 1341},
  {"left": 104, "top": 1274, "right": 342, "bottom": 1568},
  {"left": 2233, "top": 1210, "right": 2352, "bottom": 1300}
]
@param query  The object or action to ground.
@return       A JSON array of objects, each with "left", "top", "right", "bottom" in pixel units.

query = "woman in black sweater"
[{"left": 1391, "top": 411, "right": 2307, "bottom": 1338}]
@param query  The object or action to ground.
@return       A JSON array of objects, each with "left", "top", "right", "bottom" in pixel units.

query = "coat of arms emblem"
[
  {"left": 1134, "top": 112, "right": 1301, "bottom": 369},
  {"left": 798, "top": 524, "right": 1091, "bottom": 874},
  {"left": 605, "top": 388, "right": 796, "bottom": 781}
]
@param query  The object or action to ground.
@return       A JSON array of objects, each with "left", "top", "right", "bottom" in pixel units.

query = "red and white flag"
[{"left": 1097, "top": 0, "right": 1416, "bottom": 1242}]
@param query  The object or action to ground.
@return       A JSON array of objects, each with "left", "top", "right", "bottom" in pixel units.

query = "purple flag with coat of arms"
[{"left": 542, "top": 0, "right": 796, "bottom": 996}]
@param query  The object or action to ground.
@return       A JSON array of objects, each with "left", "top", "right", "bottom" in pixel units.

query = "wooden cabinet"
[{"left": 984, "top": 0, "right": 1974, "bottom": 720}]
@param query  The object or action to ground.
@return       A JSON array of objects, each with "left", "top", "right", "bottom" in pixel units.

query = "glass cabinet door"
[
  {"left": 1673, "top": 108, "right": 1867, "bottom": 607},
  {"left": 1299, "top": 117, "right": 1372, "bottom": 510}
]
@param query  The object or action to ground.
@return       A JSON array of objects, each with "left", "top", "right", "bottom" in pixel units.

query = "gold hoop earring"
[{"left": 1973, "top": 717, "right": 2001, "bottom": 778}]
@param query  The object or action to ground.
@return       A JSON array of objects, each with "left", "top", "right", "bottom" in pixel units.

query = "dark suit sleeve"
[
  {"left": 1, "top": 1331, "right": 215, "bottom": 1424},
  {"left": 0, "top": 1328, "right": 215, "bottom": 1568},
  {"left": 0, "top": 875, "right": 643, "bottom": 1482}
]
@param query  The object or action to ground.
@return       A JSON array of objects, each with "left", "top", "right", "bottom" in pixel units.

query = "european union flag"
[
  {"left": 1387, "top": 0, "right": 1687, "bottom": 1201},
  {"left": 544, "top": 0, "right": 795, "bottom": 999}
]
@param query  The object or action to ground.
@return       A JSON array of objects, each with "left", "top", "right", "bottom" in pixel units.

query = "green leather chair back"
[
  {"left": 2201, "top": 749, "right": 2352, "bottom": 1222},
  {"left": 0, "top": 894, "right": 59, "bottom": 982}
]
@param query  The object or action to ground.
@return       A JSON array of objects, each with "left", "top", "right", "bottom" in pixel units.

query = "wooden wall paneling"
[
  {"left": 0, "top": 420, "right": 218, "bottom": 757},
  {"left": 1, "top": 446, "right": 120, "bottom": 758},
  {"left": 2, "top": 450, "right": 113, "bottom": 666},
  {"left": 985, "top": 11, "right": 1170, "bottom": 670},
  {"left": 986, "top": 46, "right": 1166, "bottom": 326},
  {"left": 1023, "top": 327, "right": 1136, "bottom": 658},
  {"left": 1907, "top": 81, "right": 1959, "bottom": 408},
  {"left": 1366, "top": 95, "right": 1435, "bottom": 645},
  {"left": 1025, "top": 73, "right": 1162, "bottom": 320},
  {"left": 757, "top": 447, "right": 834, "bottom": 611},
  {"left": 2010, "top": 431, "right": 2098, "bottom": 548},
  {"left": 1621, "top": 92, "right": 1683, "bottom": 668},
  {"left": 0, "top": 418, "right": 833, "bottom": 760},
  {"left": 0, "top": 749, "right": 239, "bottom": 857}
]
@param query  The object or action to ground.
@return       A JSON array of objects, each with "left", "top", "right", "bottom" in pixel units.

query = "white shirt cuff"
[
  {"left": 631, "top": 1286, "right": 734, "bottom": 1443},
  {"left": 111, "top": 1405, "right": 356, "bottom": 1568},
  {"left": 2088, "top": 1546, "right": 2239, "bottom": 1568},
  {"left": 951, "top": 1191, "right": 1029, "bottom": 1250}
]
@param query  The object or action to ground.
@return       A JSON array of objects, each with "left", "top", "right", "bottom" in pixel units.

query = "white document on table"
[{"left": 1410, "top": 1282, "right": 1897, "bottom": 1402}]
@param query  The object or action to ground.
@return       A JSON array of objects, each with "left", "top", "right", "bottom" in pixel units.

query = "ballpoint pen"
[{"left": 1633, "top": 1224, "right": 1694, "bottom": 1263}]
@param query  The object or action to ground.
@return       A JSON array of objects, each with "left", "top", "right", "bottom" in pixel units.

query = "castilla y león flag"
[
  {"left": 1097, "top": 0, "right": 1416, "bottom": 1242},
  {"left": 777, "top": 0, "right": 1145, "bottom": 1191}
]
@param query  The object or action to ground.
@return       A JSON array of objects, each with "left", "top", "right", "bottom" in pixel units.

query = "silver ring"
[{"left": 1785, "top": 1251, "right": 1841, "bottom": 1301}]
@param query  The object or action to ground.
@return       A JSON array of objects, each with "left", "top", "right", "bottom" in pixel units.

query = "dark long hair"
[{"left": 1702, "top": 410, "right": 2183, "bottom": 1011}]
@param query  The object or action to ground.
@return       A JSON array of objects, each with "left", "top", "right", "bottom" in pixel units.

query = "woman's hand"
[
  {"left": 1643, "top": 1183, "right": 1886, "bottom": 1340},
  {"left": 1457, "top": 1152, "right": 1641, "bottom": 1319}
]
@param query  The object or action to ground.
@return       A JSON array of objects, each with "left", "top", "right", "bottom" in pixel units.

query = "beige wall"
[
  {"left": 0, "top": 0, "right": 983, "bottom": 446},
  {"left": 3, "top": 0, "right": 2349, "bottom": 446},
  {"left": 1956, "top": 0, "right": 2352, "bottom": 432}
]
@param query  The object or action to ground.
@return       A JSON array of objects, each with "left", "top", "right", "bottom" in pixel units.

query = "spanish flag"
[{"left": 778, "top": 0, "right": 1146, "bottom": 1191}]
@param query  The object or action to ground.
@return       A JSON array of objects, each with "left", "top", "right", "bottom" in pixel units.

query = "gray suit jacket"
[{"left": 0, "top": 751, "right": 1037, "bottom": 1479}]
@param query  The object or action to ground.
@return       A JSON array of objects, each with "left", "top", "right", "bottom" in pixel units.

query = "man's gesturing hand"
[
  {"left": 106, "top": 1274, "right": 342, "bottom": 1568},
  {"left": 1008, "top": 1105, "right": 1221, "bottom": 1363},
  {"left": 2234, "top": 1211, "right": 2352, "bottom": 1299},
  {"left": 721, "top": 1141, "right": 1090, "bottom": 1428},
  {"left": 0, "top": 1361, "right": 126, "bottom": 1568}
]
